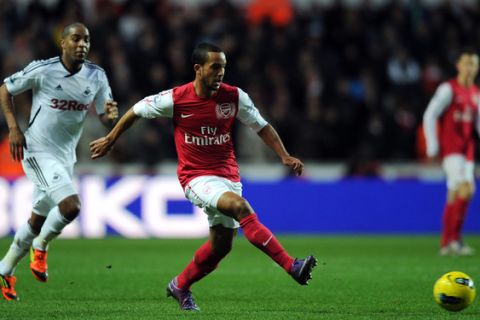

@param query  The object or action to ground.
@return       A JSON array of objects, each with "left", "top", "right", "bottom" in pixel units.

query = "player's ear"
[
  {"left": 60, "top": 38, "right": 65, "bottom": 50},
  {"left": 194, "top": 64, "right": 202, "bottom": 75}
]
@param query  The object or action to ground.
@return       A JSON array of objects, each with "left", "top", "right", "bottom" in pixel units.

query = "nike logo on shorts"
[{"left": 181, "top": 113, "right": 194, "bottom": 118}]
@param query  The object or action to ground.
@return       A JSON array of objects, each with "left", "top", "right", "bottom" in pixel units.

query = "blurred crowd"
[{"left": 0, "top": 0, "right": 479, "bottom": 174}]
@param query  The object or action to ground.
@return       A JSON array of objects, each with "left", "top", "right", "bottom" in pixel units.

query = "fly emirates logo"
[
  {"left": 184, "top": 126, "right": 230, "bottom": 146},
  {"left": 453, "top": 107, "right": 474, "bottom": 123}
]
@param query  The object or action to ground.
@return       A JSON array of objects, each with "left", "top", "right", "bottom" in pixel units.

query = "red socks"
[
  {"left": 452, "top": 197, "right": 469, "bottom": 242},
  {"left": 176, "top": 213, "right": 294, "bottom": 290},
  {"left": 441, "top": 198, "right": 469, "bottom": 247},
  {"left": 176, "top": 240, "right": 223, "bottom": 290},
  {"left": 240, "top": 213, "right": 294, "bottom": 273}
]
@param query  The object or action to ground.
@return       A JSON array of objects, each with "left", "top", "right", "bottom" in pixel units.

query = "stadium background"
[{"left": 0, "top": 0, "right": 479, "bottom": 237}]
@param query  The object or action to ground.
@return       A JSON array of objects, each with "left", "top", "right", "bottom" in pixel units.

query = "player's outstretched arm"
[
  {"left": 257, "top": 124, "right": 304, "bottom": 176},
  {"left": 90, "top": 107, "right": 139, "bottom": 159},
  {"left": 0, "top": 84, "right": 26, "bottom": 161}
]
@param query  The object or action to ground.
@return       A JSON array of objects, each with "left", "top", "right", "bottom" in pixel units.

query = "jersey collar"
[{"left": 59, "top": 56, "right": 83, "bottom": 77}]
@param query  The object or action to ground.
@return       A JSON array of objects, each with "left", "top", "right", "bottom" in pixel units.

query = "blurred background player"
[
  {"left": 423, "top": 50, "right": 479, "bottom": 256},
  {"left": 90, "top": 42, "right": 317, "bottom": 311},
  {"left": 0, "top": 22, "right": 118, "bottom": 301}
]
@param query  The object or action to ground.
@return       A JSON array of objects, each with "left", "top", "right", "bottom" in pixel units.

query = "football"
[{"left": 433, "top": 271, "right": 476, "bottom": 312}]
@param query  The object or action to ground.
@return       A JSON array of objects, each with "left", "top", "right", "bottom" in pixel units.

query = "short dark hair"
[
  {"left": 457, "top": 47, "right": 478, "bottom": 60},
  {"left": 191, "top": 43, "right": 223, "bottom": 65},
  {"left": 62, "top": 22, "right": 88, "bottom": 39}
]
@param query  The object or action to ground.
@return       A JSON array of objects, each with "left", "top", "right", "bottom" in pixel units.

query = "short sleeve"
[
  {"left": 133, "top": 89, "right": 174, "bottom": 119},
  {"left": 94, "top": 72, "right": 114, "bottom": 114},
  {"left": 236, "top": 88, "right": 268, "bottom": 132},
  {"left": 3, "top": 61, "right": 44, "bottom": 95}
]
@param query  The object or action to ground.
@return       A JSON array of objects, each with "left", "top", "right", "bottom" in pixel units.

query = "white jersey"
[{"left": 4, "top": 56, "right": 112, "bottom": 164}]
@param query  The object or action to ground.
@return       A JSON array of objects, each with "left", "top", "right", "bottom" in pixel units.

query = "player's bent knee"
[
  {"left": 58, "top": 197, "right": 81, "bottom": 221},
  {"left": 458, "top": 183, "right": 474, "bottom": 200},
  {"left": 28, "top": 216, "right": 45, "bottom": 234},
  {"left": 65, "top": 205, "right": 80, "bottom": 221},
  {"left": 229, "top": 198, "right": 252, "bottom": 220}
]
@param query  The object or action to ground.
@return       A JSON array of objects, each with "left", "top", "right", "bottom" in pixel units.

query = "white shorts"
[
  {"left": 442, "top": 154, "right": 475, "bottom": 190},
  {"left": 22, "top": 153, "right": 77, "bottom": 216},
  {"left": 185, "top": 176, "right": 242, "bottom": 229}
]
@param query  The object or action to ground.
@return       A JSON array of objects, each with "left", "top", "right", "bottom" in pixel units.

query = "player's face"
[
  {"left": 457, "top": 54, "right": 479, "bottom": 80},
  {"left": 61, "top": 26, "right": 90, "bottom": 64},
  {"left": 199, "top": 52, "right": 226, "bottom": 91}
]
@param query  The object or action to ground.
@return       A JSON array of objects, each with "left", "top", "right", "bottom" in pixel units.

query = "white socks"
[
  {"left": 0, "top": 207, "right": 71, "bottom": 276},
  {"left": 32, "top": 207, "right": 70, "bottom": 251},
  {"left": 0, "top": 223, "right": 37, "bottom": 276}
]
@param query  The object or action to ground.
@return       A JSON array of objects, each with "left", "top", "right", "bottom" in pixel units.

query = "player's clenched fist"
[
  {"left": 105, "top": 101, "right": 118, "bottom": 120},
  {"left": 89, "top": 136, "right": 112, "bottom": 159}
]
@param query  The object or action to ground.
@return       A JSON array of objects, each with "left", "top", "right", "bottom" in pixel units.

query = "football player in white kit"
[{"left": 0, "top": 23, "right": 118, "bottom": 301}]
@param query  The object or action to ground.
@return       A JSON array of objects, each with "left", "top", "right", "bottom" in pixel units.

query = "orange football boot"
[
  {"left": 0, "top": 274, "right": 18, "bottom": 301},
  {"left": 30, "top": 247, "right": 48, "bottom": 282}
]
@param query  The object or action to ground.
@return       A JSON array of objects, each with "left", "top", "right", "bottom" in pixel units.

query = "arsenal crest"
[{"left": 215, "top": 103, "right": 236, "bottom": 119}]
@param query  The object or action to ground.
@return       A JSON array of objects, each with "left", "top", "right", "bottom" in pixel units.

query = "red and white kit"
[
  {"left": 133, "top": 82, "right": 268, "bottom": 228},
  {"left": 424, "top": 78, "right": 480, "bottom": 189}
]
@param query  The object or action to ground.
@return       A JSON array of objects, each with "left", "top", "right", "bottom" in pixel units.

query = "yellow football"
[{"left": 433, "top": 271, "right": 476, "bottom": 312}]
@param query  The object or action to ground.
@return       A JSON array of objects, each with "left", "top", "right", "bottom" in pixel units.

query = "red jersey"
[
  {"left": 172, "top": 82, "right": 240, "bottom": 187},
  {"left": 439, "top": 79, "right": 479, "bottom": 159},
  {"left": 424, "top": 78, "right": 480, "bottom": 160},
  {"left": 133, "top": 82, "right": 268, "bottom": 188}
]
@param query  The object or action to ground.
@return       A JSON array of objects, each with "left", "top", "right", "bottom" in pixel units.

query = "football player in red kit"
[
  {"left": 90, "top": 43, "right": 317, "bottom": 311},
  {"left": 423, "top": 51, "right": 479, "bottom": 256}
]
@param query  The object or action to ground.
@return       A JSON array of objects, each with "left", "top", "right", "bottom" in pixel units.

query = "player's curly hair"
[{"left": 191, "top": 43, "right": 223, "bottom": 65}]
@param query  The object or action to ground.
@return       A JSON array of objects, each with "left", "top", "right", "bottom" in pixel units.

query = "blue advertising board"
[
  {"left": 0, "top": 176, "right": 478, "bottom": 237},
  {"left": 243, "top": 178, "right": 480, "bottom": 234}
]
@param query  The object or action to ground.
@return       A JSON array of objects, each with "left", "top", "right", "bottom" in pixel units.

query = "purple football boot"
[
  {"left": 166, "top": 277, "right": 200, "bottom": 311},
  {"left": 290, "top": 255, "right": 317, "bottom": 285}
]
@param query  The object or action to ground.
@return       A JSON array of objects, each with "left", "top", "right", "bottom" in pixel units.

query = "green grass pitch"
[{"left": 0, "top": 236, "right": 479, "bottom": 319}]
